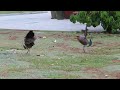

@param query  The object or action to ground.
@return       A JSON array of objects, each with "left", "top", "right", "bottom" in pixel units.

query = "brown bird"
[
  {"left": 76, "top": 27, "right": 92, "bottom": 53},
  {"left": 23, "top": 30, "right": 36, "bottom": 54}
]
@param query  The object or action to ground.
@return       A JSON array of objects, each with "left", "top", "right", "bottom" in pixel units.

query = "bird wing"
[
  {"left": 79, "top": 36, "right": 88, "bottom": 45},
  {"left": 24, "top": 38, "right": 35, "bottom": 44}
]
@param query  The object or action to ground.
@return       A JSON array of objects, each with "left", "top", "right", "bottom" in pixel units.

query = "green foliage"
[{"left": 70, "top": 11, "right": 120, "bottom": 33}]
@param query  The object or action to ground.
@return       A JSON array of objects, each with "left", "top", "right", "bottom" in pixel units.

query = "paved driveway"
[{"left": 0, "top": 11, "right": 104, "bottom": 31}]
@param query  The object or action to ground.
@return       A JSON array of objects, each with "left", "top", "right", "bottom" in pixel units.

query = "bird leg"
[
  {"left": 26, "top": 48, "right": 30, "bottom": 54},
  {"left": 83, "top": 45, "right": 86, "bottom": 53}
]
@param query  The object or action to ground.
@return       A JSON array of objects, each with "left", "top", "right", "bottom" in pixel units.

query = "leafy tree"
[{"left": 70, "top": 11, "right": 120, "bottom": 33}]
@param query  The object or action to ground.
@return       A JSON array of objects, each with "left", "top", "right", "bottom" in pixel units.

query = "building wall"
[{"left": 64, "top": 11, "right": 75, "bottom": 19}]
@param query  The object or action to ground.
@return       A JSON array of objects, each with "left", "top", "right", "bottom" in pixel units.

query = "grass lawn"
[{"left": 0, "top": 30, "right": 120, "bottom": 79}]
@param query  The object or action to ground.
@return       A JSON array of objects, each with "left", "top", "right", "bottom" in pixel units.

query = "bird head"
[{"left": 29, "top": 30, "right": 33, "bottom": 32}]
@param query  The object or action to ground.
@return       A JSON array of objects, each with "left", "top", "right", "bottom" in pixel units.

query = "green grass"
[{"left": 0, "top": 30, "right": 120, "bottom": 79}]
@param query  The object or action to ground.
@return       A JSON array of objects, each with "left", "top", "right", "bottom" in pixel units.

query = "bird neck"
[{"left": 84, "top": 26, "right": 88, "bottom": 38}]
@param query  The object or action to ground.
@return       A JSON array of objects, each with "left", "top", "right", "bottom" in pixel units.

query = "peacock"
[
  {"left": 23, "top": 30, "right": 36, "bottom": 54},
  {"left": 76, "top": 26, "right": 92, "bottom": 53}
]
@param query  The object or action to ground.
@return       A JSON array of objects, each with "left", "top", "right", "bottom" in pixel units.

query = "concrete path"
[{"left": 0, "top": 11, "right": 104, "bottom": 32}]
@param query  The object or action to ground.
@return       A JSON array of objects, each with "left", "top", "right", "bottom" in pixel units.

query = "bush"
[{"left": 70, "top": 11, "right": 120, "bottom": 34}]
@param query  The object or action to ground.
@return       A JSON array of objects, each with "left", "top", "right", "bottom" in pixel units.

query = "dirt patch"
[
  {"left": 106, "top": 42, "right": 120, "bottom": 47},
  {"left": 82, "top": 67, "right": 110, "bottom": 79},
  {"left": 94, "top": 42, "right": 103, "bottom": 44},
  {"left": 0, "top": 70, "right": 9, "bottom": 77},
  {"left": 112, "top": 60, "right": 120, "bottom": 63},
  {"left": 53, "top": 43, "right": 82, "bottom": 53},
  {"left": 83, "top": 67, "right": 104, "bottom": 74},
  {"left": 55, "top": 43, "right": 69, "bottom": 48},
  {"left": 69, "top": 47, "right": 82, "bottom": 53},
  {"left": 92, "top": 41, "right": 103, "bottom": 47},
  {"left": 111, "top": 72, "right": 120, "bottom": 79},
  {"left": 48, "top": 33, "right": 74, "bottom": 41},
  {"left": 51, "top": 42, "right": 95, "bottom": 53},
  {"left": 91, "top": 64, "right": 120, "bottom": 79},
  {"left": 9, "top": 36, "right": 18, "bottom": 40},
  {"left": 50, "top": 43, "right": 69, "bottom": 52},
  {"left": 0, "top": 32, "right": 11, "bottom": 34}
]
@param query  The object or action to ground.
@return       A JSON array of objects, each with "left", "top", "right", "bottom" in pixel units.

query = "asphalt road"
[{"left": 0, "top": 11, "right": 104, "bottom": 31}]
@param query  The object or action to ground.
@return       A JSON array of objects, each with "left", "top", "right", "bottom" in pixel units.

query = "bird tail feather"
[
  {"left": 23, "top": 45, "right": 27, "bottom": 49},
  {"left": 87, "top": 39, "right": 92, "bottom": 47}
]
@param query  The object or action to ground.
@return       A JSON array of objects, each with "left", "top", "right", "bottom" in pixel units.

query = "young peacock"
[
  {"left": 76, "top": 26, "right": 92, "bottom": 53},
  {"left": 23, "top": 30, "right": 36, "bottom": 54}
]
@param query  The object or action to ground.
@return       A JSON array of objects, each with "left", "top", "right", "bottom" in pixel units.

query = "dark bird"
[
  {"left": 76, "top": 26, "right": 92, "bottom": 53},
  {"left": 23, "top": 30, "right": 36, "bottom": 54}
]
